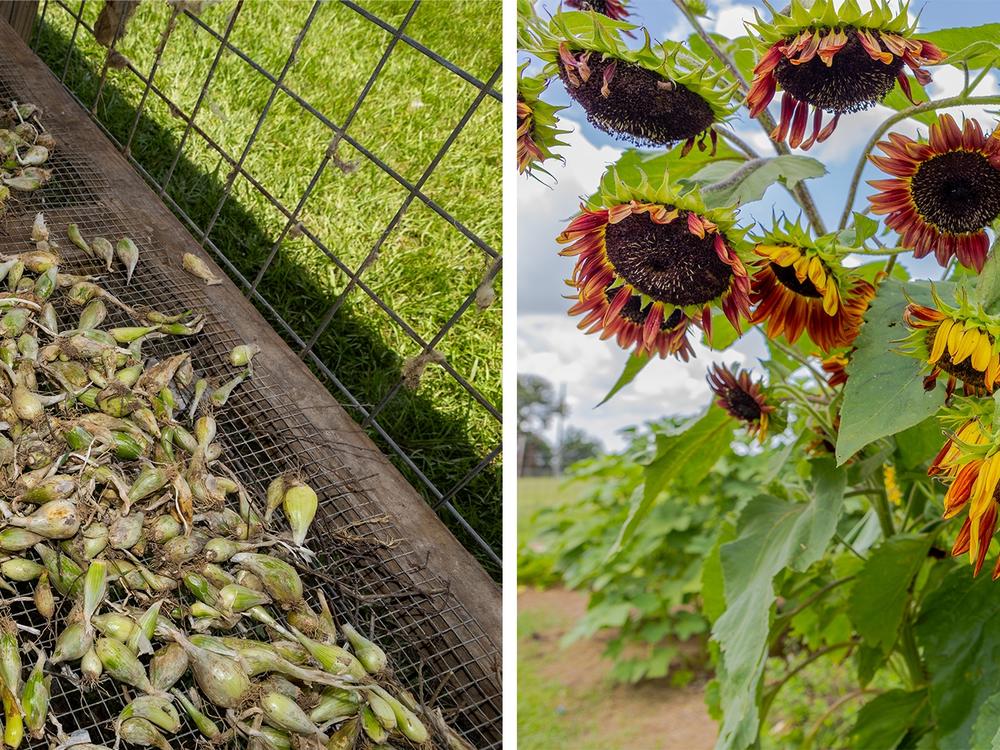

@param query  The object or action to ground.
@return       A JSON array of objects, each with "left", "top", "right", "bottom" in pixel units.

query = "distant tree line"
[{"left": 516, "top": 374, "right": 602, "bottom": 475}]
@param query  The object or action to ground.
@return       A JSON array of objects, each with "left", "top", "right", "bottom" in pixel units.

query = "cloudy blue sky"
[{"left": 518, "top": 0, "right": 1000, "bottom": 450}]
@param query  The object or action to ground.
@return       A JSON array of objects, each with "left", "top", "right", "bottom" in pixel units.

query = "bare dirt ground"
[{"left": 518, "top": 587, "right": 717, "bottom": 750}]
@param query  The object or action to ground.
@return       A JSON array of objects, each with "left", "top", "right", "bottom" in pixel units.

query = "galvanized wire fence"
[
  {"left": 27, "top": 0, "right": 503, "bottom": 571},
  {"left": 0, "top": 40, "right": 501, "bottom": 750}
]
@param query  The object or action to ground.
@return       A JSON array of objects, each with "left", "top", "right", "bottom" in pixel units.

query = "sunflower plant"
[{"left": 519, "top": 0, "right": 1000, "bottom": 747}]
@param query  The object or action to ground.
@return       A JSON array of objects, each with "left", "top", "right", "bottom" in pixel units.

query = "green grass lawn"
[{"left": 32, "top": 0, "right": 502, "bottom": 571}]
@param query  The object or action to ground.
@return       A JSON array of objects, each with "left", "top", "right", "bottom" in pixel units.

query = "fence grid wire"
[{"left": 26, "top": 0, "right": 502, "bottom": 568}]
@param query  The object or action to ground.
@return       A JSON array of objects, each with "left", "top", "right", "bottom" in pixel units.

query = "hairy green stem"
[{"left": 838, "top": 94, "right": 1000, "bottom": 230}]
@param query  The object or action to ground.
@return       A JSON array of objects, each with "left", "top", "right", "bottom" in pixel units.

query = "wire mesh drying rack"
[
  {"left": 0, "top": 43, "right": 500, "bottom": 750},
  {"left": 27, "top": 0, "right": 503, "bottom": 570}
]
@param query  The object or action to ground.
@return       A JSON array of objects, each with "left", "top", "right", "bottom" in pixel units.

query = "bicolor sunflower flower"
[
  {"left": 707, "top": 363, "right": 776, "bottom": 441},
  {"left": 528, "top": 11, "right": 736, "bottom": 154},
  {"left": 868, "top": 114, "right": 1000, "bottom": 271},
  {"left": 565, "top": 0, "right": 630, "bottom": 22},
  {"left": 928, "top": 417, "right": 1000, "bottom": 577},
  {"left": 746, "top": 0, "right": 943, "bottom": 149},
  {"left": 749, "top": 219, "right": 876, "bottom": 353},
  {"left": 517, "top": 65, "right": 570, "bottom": 176},
  {"left": 558, "top": 165, "right": 752, "bottom": 357},
  {"left": 902, "top": 290, "right": 1000, "bottom": 395},
  {"left": 568, "top": 284, "right": 696, "bottom": 359}
]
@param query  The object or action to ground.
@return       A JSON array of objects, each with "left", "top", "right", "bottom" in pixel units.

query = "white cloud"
[
  {"left": 517, "top": 118, "right": 623, "bottom": 315},
  {"left": 518, "top": 313, "right": 768, "bottom": 450}
]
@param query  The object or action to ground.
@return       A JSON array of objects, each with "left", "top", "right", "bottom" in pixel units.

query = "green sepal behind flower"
[
  {"left": 517, "top": 62, "right": 571, "bottom": 176},
  {"left": 747, "top": 0, "right": 916, "bottom": 49}
]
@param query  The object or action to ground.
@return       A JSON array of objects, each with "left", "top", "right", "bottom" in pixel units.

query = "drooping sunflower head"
[
  {"left": 927, "top": 411, "right": 1000, "bottom": 577},
  {"left": 707, "top": 363, "right": 777, "bottom": 441},
  {"left": 902, "top": 288, "right": 1000, "bottom": 395},
  {"left": 746, "top": 0, "right": 944, "bottom": 149},
  {"left": 869, "top": 114, "right": 1000, "bottom": 272},
  {"left": 565, "top": 0, "right": 630, "bottom": 22},
  {"left": 749, "top": 217, "right": 876, "bottom": 353},
  {"left": 528, "top": 11, "right": 737, "bottom": 153},
  {"left": 568, "top": 283, "right": 696, "bottom": 360},
  {"left": 558, "top": 164, "right": 752, "bottom": 356},
  {"left": 517, "top": 64, "right": 570, "bottom": 176}
]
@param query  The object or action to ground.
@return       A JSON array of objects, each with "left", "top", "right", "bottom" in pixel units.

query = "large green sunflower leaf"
[
  {"left": 976, "top": 239, "right": 1000, "bottom": 314},
  {"left": 916, "top": 564, "right": 1000, "bottom": 749},
  {"left": 836, "top": 279, "right": 950, "bottom": 465},
  {"left": 848, "top": 535, "right": 932, "bottom": 654},
  {"left": 849, "top": 689, "right": 929, "bottom": 750},
  {"left": 606, "top": 406, "right": 732, "bottom": 559},
  {"left": 713, "top": 458, "right": 846, "bottom": 750},
  {"left": 971, "top": 693, "right": 1000, "bottom": 750},
  {"left": 685, "top": 155, "right": 827, "bottom": 208},
  {"left": 920, "top": 24, "right": 1000, "bottom": 69}
]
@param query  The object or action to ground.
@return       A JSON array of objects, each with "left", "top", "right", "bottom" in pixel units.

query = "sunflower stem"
[
  {"left": 765, "top": 335, "right": 835, "bottom": 397},
  {"left": 669, "top": 0, "right": 827, "bottom": 235},
  {"left": 838, "top": 94, "right": 1000, "bottom": 231},
  {"left": 717, "top": 129, "right": 761, "bottom": 159}
]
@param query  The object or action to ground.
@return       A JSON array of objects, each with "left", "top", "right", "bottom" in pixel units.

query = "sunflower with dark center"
[
  {"left": 527, "top": 11, "right": 736, "bottom": 154},
  {"left": 749, "top": 219, "right": 876, "bottom": 353},
  {"left": 568, "top": 284, "right": 696, "bottom": 359},
  {"left": 565, "top": 0, "right": 630, "bottom": 22},
  {"left": 928, "top": 414, "right": 1000, "bottom": 577},
  {"left": 902, "top": 290, "right": 1000, "bottom": 396},
  {"left": 707, "top": 363, "right": 776, "bottom": 441},
  {"left": 868, "top": 114, "right": 1000, "bottom": 272},
  {"left": 517, "top": 66, "right": 569, "bottom": 176},
  {"left": 746, "top": 0, "right": 943, "bottom": 149},
  {"left": 558, "top": 166, "right": 752, "bottom": 356}
]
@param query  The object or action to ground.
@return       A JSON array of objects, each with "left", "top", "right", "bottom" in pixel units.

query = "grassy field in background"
[{"left": 33, "top": 0, "right": 502, "bottom": 570}]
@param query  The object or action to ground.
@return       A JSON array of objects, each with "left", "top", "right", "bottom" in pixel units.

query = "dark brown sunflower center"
[
  {"left": 604, "top": 212, "right": 732, "bottom": 306},
  {"left": 770, "top": 261, "right": 822, "bottom": 298},
  {"left": 774, "top": 28, "right": 904, "bottom": 113},
  {"left": 910, "top": 150, "right": 1000, "bottom": 234},
  {"left": 557, "top": 51, "right": 716, "bottom": 146},
  {"left": 605, "top": 289, "right": 685, "bottom": 330},
  {"left": 726, "top": 387, "right": 764, "bottom": 423}
]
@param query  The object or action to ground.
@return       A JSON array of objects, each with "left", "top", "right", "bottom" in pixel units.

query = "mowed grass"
[{"left": 33, "top": 0, "right": 502, "bottom": 571}]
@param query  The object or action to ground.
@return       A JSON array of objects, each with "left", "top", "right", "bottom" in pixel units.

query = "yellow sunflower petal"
[
  {"left": 948, "top": 320, "right": 965, "bottom": 356},
  {"left": 972, "top": 333, "right": 993, "bottom": 371},
  {"left": 953, "top": 327, "right": 980, "bottom": 365},
  {"left": 930, "top": 320, "right": 953, "bottom": 364},
  {"left": 822, "top": 282, "right": 839, "bottom": 316}
]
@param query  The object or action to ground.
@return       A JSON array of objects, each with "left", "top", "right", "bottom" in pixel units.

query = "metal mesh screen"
[
  {"left": 0, "top": 56, "right": 500, "bottom": 750},
  {"left": 27, "top": 0, "right": 502, "bottom": 571}
]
